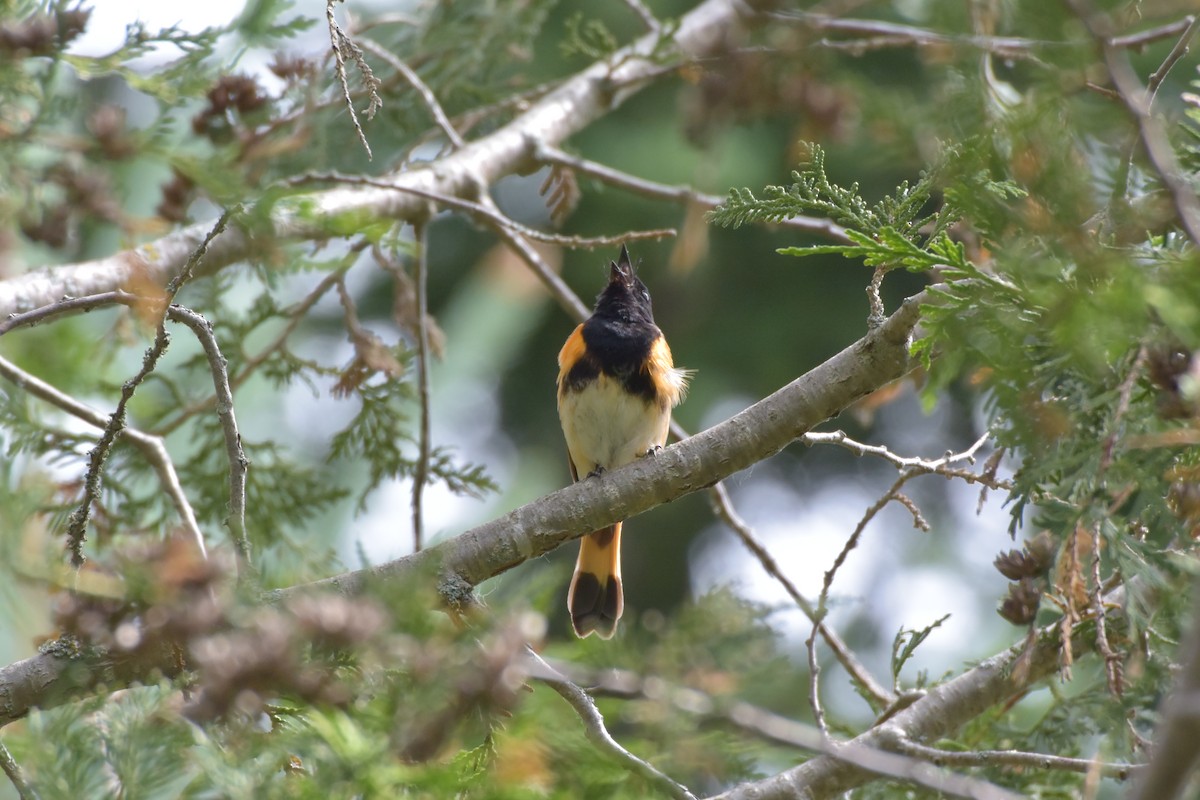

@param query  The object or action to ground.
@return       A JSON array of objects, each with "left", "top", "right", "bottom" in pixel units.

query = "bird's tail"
[{"left": 567, "top": 523, "right": 623, "bottom": 639}]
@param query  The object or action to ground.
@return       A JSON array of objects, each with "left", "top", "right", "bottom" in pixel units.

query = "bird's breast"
[{"left": 558, "top": 373, "right": 670, "bottom": 476}]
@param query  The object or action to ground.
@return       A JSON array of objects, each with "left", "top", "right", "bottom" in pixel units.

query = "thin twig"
[
  {"left": 867, "top": 266, "right": 886, "bottom": 326},
  {"left": 358, "top": 38, "right": 466, "bottom": 149},
  {"left": 771, "top": 10, "right": 1053, "bottom": 58},
  {"left": 802, "top": 430, "right": 1009, "bottom": 489},
  {"left": 807, "top": 471, "right": 911, "bottom": 738},
  {"left": 805, "top": 434, "right": 996, "bottom": 742},
  {"left": 1068, "top": 0, "right": 1200, "bottom": 245},
  {"left": 526, "top": 650, "right": 697, "bottom": 800},
  {"left": 807, "top": 618, "right": 831, "bottom": 739},
  {"left": 165, "top": 306, "right": 250, "bottom": 575},
  {"left": 1111, "top": 16, "right": 1199, "bottom": 49},
  {"left": 620, "top": 0, "right": 660, "bottom": 33},
  {"left": 1099, "top": 344, "right": 1147, "bottom": 479},
  {"left": 154, "top": 269, "right": 345, "bottom": 436},
  {"left": 820, "top": 472, "right": 909, "bottom": 605},
  {"left": 1110, "top": 17, "right": 1200, "bottom": 223},
  {"left": 325, "top": 0, "right": 380, "bottom": 159},
  {"left": 1090, "top": 523, "right": 1123, "bottom": 696},
  {"left": 0, "top": 291, "right": 144, "bottom": 337},
  {"left": 1146, "top": 15, "right": 1200, "bottom": 100},
  {"left": 534, "top": 142, "right": 852, "bottom": 242},
  {"left": 0, "top": 737, "right": 38, "bottom": 800},
  {"left": 547, "top": 657, "right": 1023, "bottom": 800},
  {"left": 287, "top": 170, "right": 675, "bottom": 249},
  {"left": 477, "top": 199, "right": 592, "bottom": 321},
  {"left": 708, "top": 482, "right": 896, "bottom": 710},
  {"left": 884, "top": 731, "right": 1142, "bottom": 780},
  {"left": 411, "top": 223, "right": 432, "bottom": 552},
  {"left": 62, "top": 212, "right": 232, "bottom": 567},
  {"left": 0, "top": 354, "right": 206, "bottom": 560},
  {"left": 773, "top": 9, "right": 1196, "bottom": 58},
  {"left": 893, "top": 492, "right": 929, "bottom": 531}
]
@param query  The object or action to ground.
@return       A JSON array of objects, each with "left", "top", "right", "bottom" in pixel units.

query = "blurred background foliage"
[{"left": 1, "top": 0, "right": 1199, "bottom": 797}]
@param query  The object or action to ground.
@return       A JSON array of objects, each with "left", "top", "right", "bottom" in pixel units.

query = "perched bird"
[{"left": 556, "top": 245, "right": 690, "bottom": 638}]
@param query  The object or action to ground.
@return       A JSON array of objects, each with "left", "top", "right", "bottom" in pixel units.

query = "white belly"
[{"left": 559, "top": 374, "right": 669, "bottom": 477}]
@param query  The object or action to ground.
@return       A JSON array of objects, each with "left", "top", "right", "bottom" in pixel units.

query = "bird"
[{"left": 556, "top": 244, "right": 690, "bottom": 638}]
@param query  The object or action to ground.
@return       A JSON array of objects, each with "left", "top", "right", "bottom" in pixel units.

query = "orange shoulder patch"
[
  {"left": 557, "top": 324, "right": 587, "bottom": 387},
  {"left": 647, "top": 335, "right": 690, "bottom": 409}
]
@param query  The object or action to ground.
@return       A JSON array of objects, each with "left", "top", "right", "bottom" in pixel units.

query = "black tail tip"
[{"left": 569, "top": 571, "right": 623, "bottom": 639}]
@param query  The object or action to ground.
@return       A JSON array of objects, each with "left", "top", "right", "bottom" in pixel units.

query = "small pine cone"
[{"left": 998, "top": 578, "right": 1041, "bottom": 626}]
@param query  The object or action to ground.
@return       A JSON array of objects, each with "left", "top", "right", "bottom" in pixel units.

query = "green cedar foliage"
[
  {"left": 708, "top": 18, "right": 1200, "bottom": 799},
  {"left": 1, "top": 1, "right": 1200, "bottom": 799}
]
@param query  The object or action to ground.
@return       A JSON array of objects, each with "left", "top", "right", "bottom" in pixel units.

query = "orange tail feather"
[{"left": 567, "top": 523, "right": 623, "bottom": 638}]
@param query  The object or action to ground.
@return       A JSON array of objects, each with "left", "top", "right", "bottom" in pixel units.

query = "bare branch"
[
  {"left": 1067, "top": 0, "right": 1200, "bottom": 245},
  {"left": 549, "top": 658, "right": 1022, "bottom": 800},
  {"left": 62, "top": 212, "right": 231, "bottom": 568},
  {"left": 488, "top": 219, "right": 592, "bottom": 322},
  {"left": 1146, "top": 15, "right": 1200, "bottom": 100},
  {"left": 1132, "top": 576, "right": 1200, "bottom": 799},
  {"left": 1089, "top": 527, "right": 1122, "bottom": 697},
  {"left": 358, "top": 38, "right": 465, "bottom": 149},
  {"left": 325, "top": 0, "right": 381, "bottom": 159},
  {"left": 286, "top": 170, "right": 676, "bottom": 249},
  {"left": 154, "top": 269, "right": 345, "bottom": 436},
  {"left": 0, "top": 353, "right": 206, "bottom": 561},
  {"left": 0, "top": 291, "right": 145, "bottom": 336},
  {"left": 802, "top": 430, "right": 1008, "bottom": 489},
  {"left": 707, "top": 481, "right": 896, "bottom": 710},
  {"left": 411, "top": 222, "right": 431, "bottom": 552},
  {"left": 534, "top": 143, "right": 852, "bottom": 242},
  {"left": 527, "top": 651, "right": 697, "bottom": 800},
  {"left": 885, "top": 732, "right": 1142, "bottom": 781},
  {"left": 620, "top": 0, "right": 660, "bottom": 33},
  {"left": 1, "top": 0, "right": 758, "bottom": 320},
  {"left": 714, "top": 581, "right": 1143, "bottom": 799},
  {"left": 770, "top": 10, "right": 1052, "bottom": 58},
  {"left": 803, "top": 431, "right": 998, "bottom": 750},
  {"left": 772, "top": 9, "right": 1196, "bottom": 60},
  {"left": 0, "top": 737, "right": 38, "bottom": 800},
  {"left": 164, "top": 306, "right": 250, "bottom": 573},
  {"left": 1111, "top": 16, "right": 1199, "bottom": 49}
]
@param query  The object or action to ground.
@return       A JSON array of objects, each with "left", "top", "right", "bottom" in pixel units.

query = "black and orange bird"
[{"left": 556, "top": 245, "right": 689, "bottom": 639}]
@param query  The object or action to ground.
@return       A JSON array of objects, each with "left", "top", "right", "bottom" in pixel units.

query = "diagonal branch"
[
  {"left": 0, "top": 284, "right": 925, "bottom": 728},
  {"left": 527, "top": 650, "right": 697, "bottom": 800},
  {"left": 713, "top": 581, "right": 1143, "bottom": 800},
  {"left": 164, "top": 306, "right": 250, "bottom": 574},
  {"left": 0, "top": 0, "right": 764, "bottom": 320},
  {"left": 294, "top": 286, "right": 924, "bottom": 599},
  {"left": 0, "top": 353, "right": 206, "bottom": 561}
]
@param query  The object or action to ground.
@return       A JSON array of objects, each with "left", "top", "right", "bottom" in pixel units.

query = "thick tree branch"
[
  {"left": 0, "top": 286, "right": 924, "bottom": 727},
  {"left": 0, "top": 0, "right": 759, "bottom": 319},
  {"left": 293, "top": 287, "right": 924, "bottom": 599},
  {"left": 1129, "top": 575, "right": 1200, "bottom": 800},
  {"left": 712, "top": 584, "right": 1141, "bottom": 800}
]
